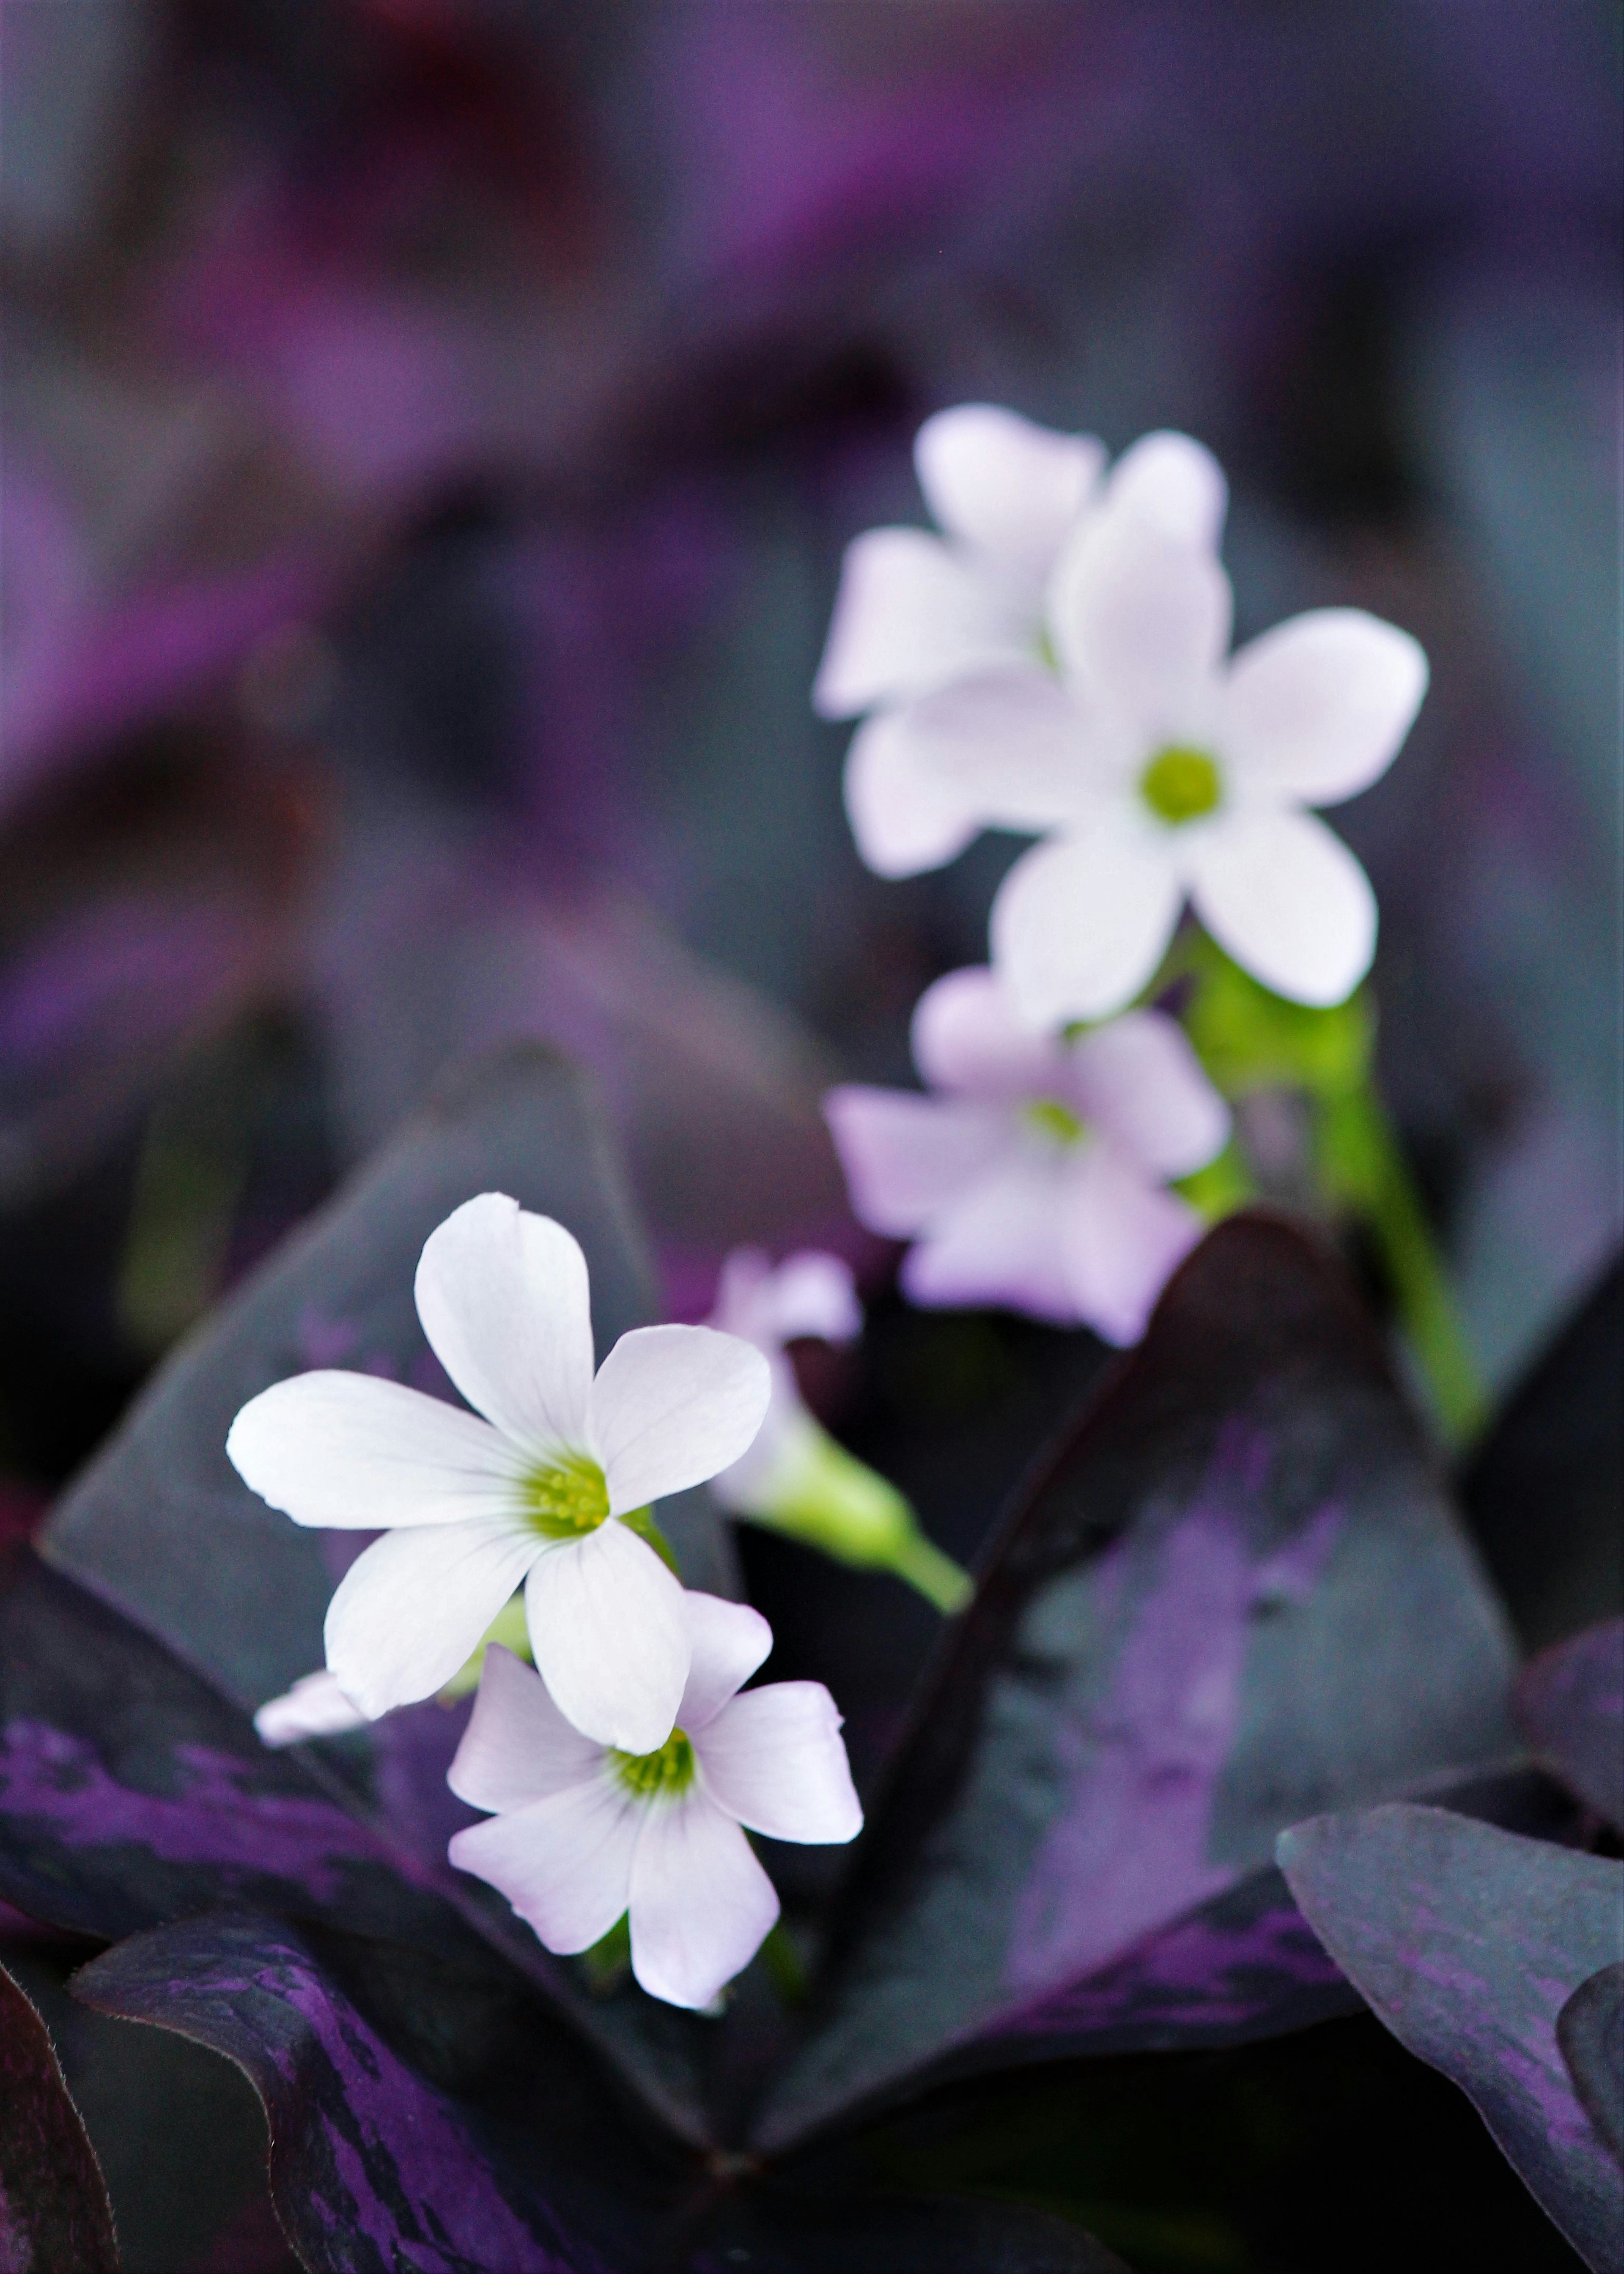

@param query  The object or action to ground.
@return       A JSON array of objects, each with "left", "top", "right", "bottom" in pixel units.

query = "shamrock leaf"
[
  {"left": 0, "top": 1957, "right": 119, "bottom": 2274},
  {"left": 756, "top": 1213, "right": 1520, "bottom": 2149},
  {"left": 1278, "top": 1805, "right": 1624, "bottom": 2273}
]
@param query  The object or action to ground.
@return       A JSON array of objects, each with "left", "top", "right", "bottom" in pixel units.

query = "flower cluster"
[
  {"left": 820, "top": 405, "right": 1427, "bottom": 1340},
  {"left": 229, "top": 1193, "right": 862, "bottom": 2009}
]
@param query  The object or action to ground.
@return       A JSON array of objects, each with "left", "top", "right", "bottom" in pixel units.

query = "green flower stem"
[
  {"left": 1314, "top": 1085, "right": 1488, "bottom": 1449},
  {"left": 883, "top": 1523, "right": 975, "bottom": 1615},
  {"left": 746, "top": 1421, "right": 973, "bottom": 1615}
]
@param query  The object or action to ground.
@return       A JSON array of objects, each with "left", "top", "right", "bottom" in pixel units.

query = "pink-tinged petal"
[
  {"left": 812, "top": 528, "right": 1030, "bottom": 718},
  {"left": 911, "top": 965, "right": 1064, "bottom": 1098},
  {"left": 914, "top": 405, "right": 1103, "bottom": 577},
  {"left": 227, "top": 1372, "right": 517, "bottom": 1531},
  {"left": 843, "top": 705, "right": 988, "bottom": 878},
  {"left": 901, "top": 1158, "right": 1078, "bottom": 1324},
  {"left": 1066, "top": 1010, "right": 1230, "bottom": 1178},
  {"left": 628, "top": 1795, "right": 779, "bottom": 2009},
  {"left": 253, "top": 1669, "right": 368, "bottom": 1748},
  {"left": 1190, "top": 810, "right": 1377, "bottom": 1007},
  {"left": 1221, "top": 609, "right": 1428, "bottom": 806},
  {"left": 449, "top": 1777, "right": 638, "bottom": 1955},
  {"left": 524, "top": 1520, "right": 689, "bottom": 1753},
  {"left": 823, "top": 1087, "right": 1011, "bottom": 1237},
  {"left": 990, "top": 830, "right": 1185, "bottom": 1027},
  {"left": 447, "top": 1644, "right": 604, "bottom": 1814},
  {"left": 325, "top": 1521, "right": 539, "bottom": 1719},
  {"left": 892, "top": 666, "right": 1101, "bottom": 835},
  {"left": 1102, "top": 431, "right": 1228, "bottom": 549},
  {"left": 591, "top": 1325, "right": 770, "bottom": 1514},
  {"left": 677, "top": 1592, "right": 774, "bottom": 1734},
  {"left": 708, "top": 1246, "right": 859, "bottom": 1348},
  {"left": 1059, "top": 1147, "right": 1205, "bottom": 1346},
  {"left": 1048, "top": 513, "right": 1232, "bottom": 724},
  {"left": 697, "top": 1682, "right": 862, "bottom": 1844},
  {"left": 414, "top": 1196, "right": 593, "bottom": 1456}
]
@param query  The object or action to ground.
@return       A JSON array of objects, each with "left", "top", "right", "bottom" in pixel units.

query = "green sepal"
[
  {"left": 618, "top": 1504, "right": 680, "bottom": 1577},
  {"left": 435, "top": 1591, "right": 532, "bottom": 1701},
  {"left": 1179, "top": 932, "right": 1373, "bottom": 1102}
]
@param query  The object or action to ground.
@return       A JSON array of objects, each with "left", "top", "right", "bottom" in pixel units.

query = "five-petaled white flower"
[
  {"left": 814, "top": 404, "right": 1227, "bottom": 881},
  {"left": 227, "top": 1193, "right": 771, "bottom": 1755},
  {"left": 447, "top": 1594, "right": 861, "bottom": 2011},
  {"left": 826, "top": 967, "right": 1229, "bottom": 1344},
  {"left": 873, "top": 503, "right": 1426, "bottom": 1022}
]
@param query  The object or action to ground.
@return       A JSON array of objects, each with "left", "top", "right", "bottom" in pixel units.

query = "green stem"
[
  {"left": 1317, "top": 1087, "right": 1487, "bottom": 1450},
  {"left": 885, "top": 1526, "right": 974, "bottom": 1616}
]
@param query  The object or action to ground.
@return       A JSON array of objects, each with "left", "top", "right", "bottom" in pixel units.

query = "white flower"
[
  {"left": 702, "top": 1248, "right": 971, "bottom": 1611},
  {"left": 254, "top": 1667, "right": 368, "bottom": 1748},
  {"left": 227, "top": 1194, "right": 771, "bottom": 1755},
  {"left": 814, "top": 406, "right": 1227, "bottom": 879},
  {"left": 825, "top": 967, "right": 1229, "bottom": 1344},
  {"left": 447, "top": 1594, "right": 861, "bottom": 2011},
  {"left": 881, "top": 503, "right": 1426, "bottom": 1020}
]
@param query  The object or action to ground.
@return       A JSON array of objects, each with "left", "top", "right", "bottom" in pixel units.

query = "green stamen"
[
  {"left": 520, "top": 1453, "right": 609, "bottom": 1539},
  {"left": 1025, "top": 1097, "right": 1087, "bottom": 1145},
  {"left": 610, "top": 1729, "right": 696, "bottom": 1801},
  {"left": 1141, "top": 744, "right": 1222, "bottom": 826}
]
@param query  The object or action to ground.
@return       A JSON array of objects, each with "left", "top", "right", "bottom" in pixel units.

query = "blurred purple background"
[{"left": 2, "top": 0, "right": 1620, "bottom": 1487}]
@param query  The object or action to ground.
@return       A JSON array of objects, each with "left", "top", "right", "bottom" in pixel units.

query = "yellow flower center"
[
  {"left": 1140, "top": 744, "right": 1222, "bottom": 826},
  {"left": 1025, "top": 1098, "right": 1087, "bottom": 1146},
  {"left": 610, "top": 1728, "right": 695, "bottom": 1799},
  {"left": 520, "top": 1453, "right": 609, "bottom": 1539}
]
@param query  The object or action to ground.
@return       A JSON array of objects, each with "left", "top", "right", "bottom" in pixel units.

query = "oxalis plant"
[{"left": 0, "top": 409, "right": 1619, "bottom": 2274}]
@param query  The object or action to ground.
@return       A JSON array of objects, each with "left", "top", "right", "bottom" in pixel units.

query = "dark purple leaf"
[
  {"left": 1517, "top": 1620, "right": 1624, "bottom": 1830},
  {"left": 1558, "top": 1966, "right": 1624, "bottom": 2169},
  {"left": 1462, "top": 1255, "right": 1622, "bottom": 1652},
  {"left": 73, "top": 1912, "right": 604, "bottom": 2274},
  {"left": 41, "top": 1043, "right": 734, "bottom": 1712},
  {"left": 1278, "top": 1802, "right": 1624, "bottom": 2273},
  {"left": 0, "top": 1957, "right": 119, "bottom": 2274},
  {"left": 754, "top": 1216, "right": 1520, "bottom": 2150}
]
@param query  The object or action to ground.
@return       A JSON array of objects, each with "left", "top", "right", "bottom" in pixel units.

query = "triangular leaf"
[
  {"left": 1278, "top": 1804, "right": 1624, "bottom": 2273},
  {"left": 756, "top": 1216, "right": 1519, "bottom": 2149}
]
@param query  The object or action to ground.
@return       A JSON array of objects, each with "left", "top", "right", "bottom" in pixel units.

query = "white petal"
[
  {"left": 447, "top": 1644, "right": 604, "bottom": 1813},
  {"left": 888, "top": 666, "right": 1101, "bottom": 835},
  {"left": 449, "top": 1776, "right": 638, "bottom": 1954},
  {"left": 697, "top": 1682, "right": 863, "bottom": 1844},
  {"left": 677, "top": 1591, "right": 774, "bottom": 1732},
  {"left": 812, "top": 528, "right": 1031, "bottom": 717},
  {"left": 1065, "top": 1010, "right": 1229, "bottom": 1177},
  {"left": 324, "top": 1520, "right": 539, "bottom": 1718},
  {"left": 823, "top": 1088, "right": 1011, "bottom": 1236},
  {"left": 1060, "top": 1147, "right": 1204, "bottom": 1346},
  {"left": 414, "top": 1196, "right": 594, "bottom": 1457},
  {"left": 990, "top": 829, "right": 1185, "bottom": 1027},
  {"left": 226, "top": 1372, "right": 517, "bottom": 1530},
  {"left": 754, "top": 1252, "right": 861, "bottom": 1346},
  {"left": 1048, "top": 511, "right": 1232, "bottom": 724},
  {"left": 1190, "top": 809, "right": 1377, "bottom": 1007},
  {"left": 1221, "top": 608, "right": 1428, "bottom": 805},
  {"left": 914, "top": 405, "right": 1103, "bottom": 576},
  {"left": 591, "top": 1325, "right": 770, "bottom": 1514},
  {"left": 843, "top": 705, "right": 988, "bottom": 878},
  {"left": 910, "top": 965, "right": 1064, "bottom": 1098},
  {"left": 524, "top": 1520, "right": 689, "bottom": 1753},
  {"left": 253, "top": 1669, "right": 369, "bottom": 1748},
  {"left": 1103, "top": 431, "right": 1228, "bottom": 549},
  {"left": 628, "top": 1794, "right": 779, "bottom": 2009},
  {"left": 901, "top": 1157, "right": 1079, "bottom": 1324}
]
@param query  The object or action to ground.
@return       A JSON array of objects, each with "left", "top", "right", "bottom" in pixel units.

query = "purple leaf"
[
  {"left": 1517, "top": 1619, "right": 1624, "bottom": 1830},
  {"left": 1558, "top": 1965, "right": 1624, "bottom": 2169},
  {"left": 73, "top": 1913, "right": 602, "bottom": 2274},
  {"left": 754, "top": 1215, "right": 1520, "bottom": 2150},
  {"left": 1278, "top": 1803, "right": 1624, "bottom": 2273},
  {"left": 0, "top": 1958, "right": 118, "bottom": 2274}
]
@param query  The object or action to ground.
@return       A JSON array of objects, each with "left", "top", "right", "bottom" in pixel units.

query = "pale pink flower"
[{"left": 825, "top": 967, "right": 1229, "bottom": 1344}]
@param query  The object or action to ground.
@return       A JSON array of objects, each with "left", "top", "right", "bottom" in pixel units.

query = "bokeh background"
[{"left": 0, "top": 6, "right": 1620, "bottom": 2264}]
